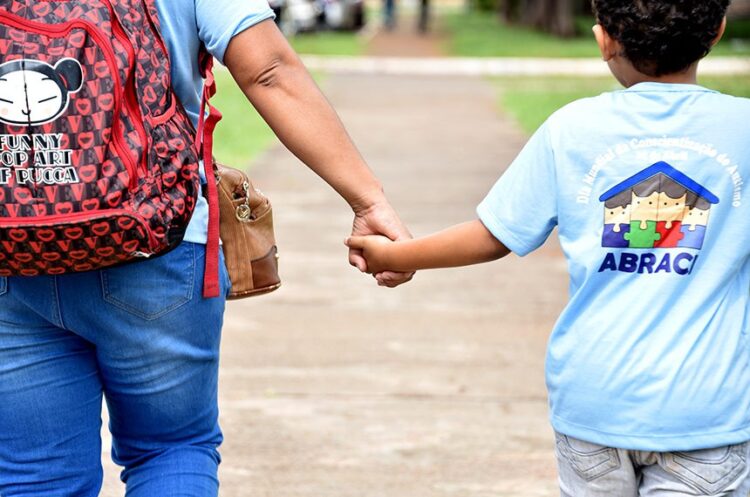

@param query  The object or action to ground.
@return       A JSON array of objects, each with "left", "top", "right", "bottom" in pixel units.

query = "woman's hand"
[{"left": 350, "top": 201, "right": 414, "bottom": 287}]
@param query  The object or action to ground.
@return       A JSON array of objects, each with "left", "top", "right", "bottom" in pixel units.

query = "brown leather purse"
[{"left": 216, "top": 163, "right": 281, "bottom": 299}]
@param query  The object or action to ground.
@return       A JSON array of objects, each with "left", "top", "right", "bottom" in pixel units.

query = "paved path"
[
  {"left": 215, "top": 73, "right": 567, "bottom": 497},
  {"left": 366, "top": 15, "right": 446, "bottom": 57},
  {"left": 101, "top": 39, "right": 570, "bottom": 497},
  {"left": 301, "top": 54, "right": 750, "bottom": 77}
]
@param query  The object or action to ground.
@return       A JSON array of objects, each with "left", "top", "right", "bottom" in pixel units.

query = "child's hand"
[{"left": 344, "top": 235, "right": 394, "bottom": 276}]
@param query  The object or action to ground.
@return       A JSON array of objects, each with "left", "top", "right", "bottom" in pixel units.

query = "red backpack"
[{"left": 0, "top": 0, "right": 223, "bottom": 297}]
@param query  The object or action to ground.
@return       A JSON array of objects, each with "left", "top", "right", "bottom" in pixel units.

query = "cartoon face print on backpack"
[{"left": 0, "top": 58, "right": 83, "bottom": 126}]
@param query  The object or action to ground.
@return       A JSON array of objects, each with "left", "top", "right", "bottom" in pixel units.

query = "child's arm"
[{"left": 345, "top": 220, "right": 510, "bottom": 275}]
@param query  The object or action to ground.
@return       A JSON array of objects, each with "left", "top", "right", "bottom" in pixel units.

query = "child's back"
[
  {"left": 478, "top": 83, "right": 750, "bottom": 450},
  {"left": 347, "top": 0, "right": 750, "bottom": 494}
]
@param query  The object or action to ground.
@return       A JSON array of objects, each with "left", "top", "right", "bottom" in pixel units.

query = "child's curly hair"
[{"left": 592, "top": 0, "right": 730, "bottom": 76}]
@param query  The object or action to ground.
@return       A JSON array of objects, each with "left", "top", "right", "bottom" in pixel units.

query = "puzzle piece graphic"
[
  {"left": 655, "top": 221, "right": 685, "bottom": 248},
  {"left": 678, "top": 224, "right": 707, "bottom": 250},
  {"left": 657, "top": 192, "right": 687, "bottom": 229},
  {"left": 683, "top": 207, "right": 710, "bottom": 228},
  {"left": 602, "top": 223, "right": 630, "bottom": 248},
  {"left": 631, "top": 191, "right": 659, "bottom": 230},
  {"left": 624, "top": 220, "right": 661, "bottom": 249}
]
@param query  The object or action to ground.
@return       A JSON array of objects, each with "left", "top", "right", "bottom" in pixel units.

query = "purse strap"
[{"left": 197, "top": 50, "right": 223, "bottom": 298}]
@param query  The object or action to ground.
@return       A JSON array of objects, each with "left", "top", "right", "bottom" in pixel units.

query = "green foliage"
[
  {"left": 445, "top": 11, "right": 601, "bottom": 57},
  {"left": 698, "top": 76, "right": 750, "bottom": 98},
  {"left": 496, "top": 76, "right": 750, "bottom": 134},
  {"left": 725, "top": 18, "right": 750, "bottom": 39},
  {"left": 446, "top": 11, "right": 750, "bottom": 57},
  {"left": 472, "top": 0, "right": 498, "bottom": 13},
  {"left": 574, "top": 15, "right": 595, "bottom": 36},
  {"left": 212, "top": 70, "right": 277, "bottom": 167}
]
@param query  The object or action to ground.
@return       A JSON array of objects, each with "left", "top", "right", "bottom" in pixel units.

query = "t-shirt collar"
[{"left": 623, "top": 81, "right": 718, "bottom": 93}]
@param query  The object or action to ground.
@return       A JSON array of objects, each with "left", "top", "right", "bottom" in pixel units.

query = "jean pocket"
[
  {"left": 556, "top": 433, "right": 621, "bottom": 481},
  {"left": 101, "top": 242, "right": 195, "bottom": 320},
  {"left": 0, "top": 277, "right": 6, "bottom": 296},
  {"left": 662, "top": 443, "right": 748, "bottom": 494}
]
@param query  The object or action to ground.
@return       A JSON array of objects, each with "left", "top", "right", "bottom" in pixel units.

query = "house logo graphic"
[{"left": 599, "top": 162, "right": 720, "bottom": 250}]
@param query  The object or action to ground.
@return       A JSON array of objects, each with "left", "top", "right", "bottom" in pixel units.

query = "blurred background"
[
  {"left": 214, "top": 0, "right": 750, "bottom": 165},
  {"left": 103, "top": 2, "right": 749, "bottom": 496}
]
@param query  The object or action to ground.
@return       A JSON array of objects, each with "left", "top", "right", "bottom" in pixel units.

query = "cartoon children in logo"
[
  {"left": 681, "top": 200, "right": 712, "bottom": 249},
  {"left": 603, "top": 190, "right": 632, "bottom": 248},
  {"left": 600, "top": 162, "right": 719, "bottom": 250},
  {"left": 0, "top": 58, "right": 83, "bottom": 126}
]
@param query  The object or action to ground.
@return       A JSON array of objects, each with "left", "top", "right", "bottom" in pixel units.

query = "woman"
[{"left": 0, "top": 0, "right": 411, "bottom": 495}]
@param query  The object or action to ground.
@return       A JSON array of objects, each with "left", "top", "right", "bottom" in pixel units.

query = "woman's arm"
[
  {"left": 345, "top": 220, "right": 511, "bottom": 275},
  {"left": 224, "top": 20, "right": 380, "bottom": 212},
  {"left": 222, "top": 20, "right": 413, "bottom": 286}
]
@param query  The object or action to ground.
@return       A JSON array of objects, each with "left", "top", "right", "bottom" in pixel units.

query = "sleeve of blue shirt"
[
  {"left": 195, "top": 0, "right": 276, "bottom": 64},
  {"left": 477, "top": 122, "right": 558, "bottom": 256}
]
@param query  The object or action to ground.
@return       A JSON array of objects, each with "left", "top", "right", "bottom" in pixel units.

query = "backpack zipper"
[
  {"left": 141, "top": 0, "right": 171, "bottom": 87},
  {"left": 104, "top": 0, "right": 150, "bottom": 182}
]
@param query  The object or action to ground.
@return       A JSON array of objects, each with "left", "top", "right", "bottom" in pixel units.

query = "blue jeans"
[{"left": 0, "top": 242, "right": 229, "bottom": 497}]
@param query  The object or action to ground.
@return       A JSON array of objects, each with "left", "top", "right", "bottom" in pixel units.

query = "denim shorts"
[
  {"left": 556, "top": 431, "right": 750, "bottom": 497},
  {"left": 0, "top": 242, "right": 230, "bottom": 497}
]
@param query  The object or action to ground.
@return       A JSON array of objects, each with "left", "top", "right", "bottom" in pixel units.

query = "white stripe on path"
[{"left": 300, "top": 55, "right": 750, "bottom": 77}]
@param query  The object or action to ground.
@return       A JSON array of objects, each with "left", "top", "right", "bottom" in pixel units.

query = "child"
[{"left": 346, "top": 1, "right": 750, "bottom": 495}]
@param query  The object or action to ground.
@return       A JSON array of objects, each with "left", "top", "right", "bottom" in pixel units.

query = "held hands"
[
  {"left": 345, "top": 234, "right": 394, "bottom": 277},
  {"left": 348, "top": 220, "right": 511, "bottom": 279},
  {"left": 348, "top": 200, "right": 414, "bottom": 287}
]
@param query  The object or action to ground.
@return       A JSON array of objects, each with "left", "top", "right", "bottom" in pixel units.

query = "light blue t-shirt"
[
  {"left": 478, "top": 82, "right": 750, "bottom": 451},
  {"left": 154, "top": 0, "right": 274, "bottom": 243}
]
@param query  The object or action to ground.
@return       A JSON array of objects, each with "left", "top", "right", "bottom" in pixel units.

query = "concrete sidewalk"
[
  {"left": 101, "top": 70, "right": 568, "bottom": 497},
  {"left": 220, "top": 72, "right": 568, "bottom": 496},
  {"left": 214, "top": 73, "right": 567, "bottom": 497},
  {"left": 300, "top": 54, "right": 750, "bottom": 77}
]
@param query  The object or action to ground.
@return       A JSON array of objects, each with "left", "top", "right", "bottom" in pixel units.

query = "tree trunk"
[
  {"left": 579, "top": 0, "right": 592, "bottom": 16},
  {"left": 728, "top": 0, "right": 750, "bottom": 18},
  {"left": 497, "top": 0, "right": 520, "bottom": 22},
  {"left": 522, "top": 0, "right": 576, "bottom": 37}
]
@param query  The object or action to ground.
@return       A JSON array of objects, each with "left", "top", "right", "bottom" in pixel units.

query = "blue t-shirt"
[
  {"left": 154, "top": 0, "right": 274, "bottom": 243},
  {"left": 478, "top": 82, "right": 750, "bottom": 451}
]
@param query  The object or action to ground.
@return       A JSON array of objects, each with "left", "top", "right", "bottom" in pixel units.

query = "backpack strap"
[{"left": 197, "top": 51, "right": 223, "bottom": 298}]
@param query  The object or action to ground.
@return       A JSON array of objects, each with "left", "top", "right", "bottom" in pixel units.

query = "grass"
[
  {"left": 496, "top": 76, "right": 750, "bottom": 134},
  {"left": 288, "top": 31, "right": 366, "bottom": 56},
  {"left": 497, "top": 77, "right": 619, "bottom": 132},
  {"left": 445, "top": 10, "right": 750, "bottom": 58},
  {"left": 211, "top": 70, "right": 277, "bottom": 167},
  {"left": 698, "top": 75, "right": 750, "bottom": 98},
  {"left": 445, "top": 11, "right": 599, "bottom": 57},
  {"left": 208, "top": 70, "right": 327, "bottom": 166}
]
